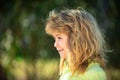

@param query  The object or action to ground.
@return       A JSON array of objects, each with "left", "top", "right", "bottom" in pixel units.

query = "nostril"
[{"left": 54, "top": 40, "right": 59, "bottom": 48}]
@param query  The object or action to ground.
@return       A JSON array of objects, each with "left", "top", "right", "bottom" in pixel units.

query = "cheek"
[
  {"left": 58, "top": 41, "right": 62, "bottom": 46},
  {"left": 64, "top": 41, "right": 69, "bottom": 49}
]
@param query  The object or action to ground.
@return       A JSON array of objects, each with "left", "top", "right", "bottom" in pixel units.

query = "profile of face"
[{"left": 53, "top": 32, "right": 69, "bottom": 59}]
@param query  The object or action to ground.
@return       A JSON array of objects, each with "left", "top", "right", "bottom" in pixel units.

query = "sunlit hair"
[{"left": 45, "top": 8, "right": 108, "bottom": 75}]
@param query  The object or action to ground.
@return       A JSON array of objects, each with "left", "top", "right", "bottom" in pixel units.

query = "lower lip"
[{"left": 58, "top": 49, "right": 64, "bottom": 53}]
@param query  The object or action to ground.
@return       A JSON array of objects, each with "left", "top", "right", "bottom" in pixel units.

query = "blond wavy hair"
[{"left": 45, "top": 8, "right": 108, "bottom": 75}]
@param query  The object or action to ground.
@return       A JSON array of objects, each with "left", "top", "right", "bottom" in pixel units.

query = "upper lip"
[{"left": 58, "top": 49, "right": 64, "bottom": 52}]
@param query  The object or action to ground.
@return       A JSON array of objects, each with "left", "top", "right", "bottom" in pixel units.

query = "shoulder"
[
  {"left": 59, "top": 62, "right": 106, "bottom": 80},
  {"left": 80, "top": 62, "right": 106, "bottom": 80}
]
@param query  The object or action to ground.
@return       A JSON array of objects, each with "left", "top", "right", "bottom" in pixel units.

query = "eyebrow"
[{"left": 54, "top": 33, "right": 62, "bottom": 37}]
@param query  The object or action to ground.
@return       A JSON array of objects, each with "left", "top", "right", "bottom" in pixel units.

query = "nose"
[{"left": 54, "top": 40, "right": 58, "bottom": 48}]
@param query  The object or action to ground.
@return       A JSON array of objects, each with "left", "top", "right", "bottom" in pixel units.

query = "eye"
[{"left": 58, "top": 36, "right": 62, "bottom": 39}]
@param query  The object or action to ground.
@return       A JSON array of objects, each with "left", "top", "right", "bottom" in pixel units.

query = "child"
[{"left": 45, "top": 8, "right": 108, "bottom": 80}]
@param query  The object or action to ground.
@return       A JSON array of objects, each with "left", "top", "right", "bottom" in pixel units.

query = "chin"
[{"left": 60, "top": 55, "right": 66, "bottom": 59}]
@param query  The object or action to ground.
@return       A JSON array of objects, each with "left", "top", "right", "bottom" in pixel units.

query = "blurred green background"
[{"left": 0, "top": 0, "right": 120, "bottom": 80}]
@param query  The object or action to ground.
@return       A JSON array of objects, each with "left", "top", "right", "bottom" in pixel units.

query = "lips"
[{"left": 58, "top": 49, "right": 64, "bottom": 52}]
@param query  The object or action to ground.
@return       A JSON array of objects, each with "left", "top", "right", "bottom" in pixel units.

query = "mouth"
[{"left": 58, "top": 49, "right": 64, "bottom": 53}]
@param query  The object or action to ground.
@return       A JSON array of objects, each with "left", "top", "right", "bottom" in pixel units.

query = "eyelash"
[{"left": 58, "top": 37, "right": 62, "bottom": 39}]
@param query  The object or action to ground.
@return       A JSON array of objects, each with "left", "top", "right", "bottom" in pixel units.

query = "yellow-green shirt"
[{"left": 59, "top": 62, "right": 106, "bottom": 80}]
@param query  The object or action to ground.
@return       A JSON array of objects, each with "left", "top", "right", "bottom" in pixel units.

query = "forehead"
[{"left": 53, "top": 32, "right": 68, "bottom": 37}]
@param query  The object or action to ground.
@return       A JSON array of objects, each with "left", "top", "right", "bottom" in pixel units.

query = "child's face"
[{"left": 53, "top": 32, "right": 69, "bottom": 59}]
